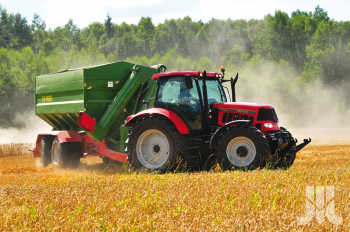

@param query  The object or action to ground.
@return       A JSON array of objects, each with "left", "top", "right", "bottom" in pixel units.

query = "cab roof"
[{"left": 152, "top": 71, "right": 223, "bottom": 80}]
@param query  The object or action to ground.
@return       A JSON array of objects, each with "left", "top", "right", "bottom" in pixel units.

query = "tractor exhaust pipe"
[
  {"left": 202, "top": 71, "right": 208, "bottom": 112},
  {"left": 231, "top": 73, "right": 238, "bottom": 102}
]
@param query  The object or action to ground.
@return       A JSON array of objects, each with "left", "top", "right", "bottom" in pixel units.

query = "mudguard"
[
  {"left": 33, "top": 131, "right": 84, "bottom": 157},
  {"left": 209, "top": 120, "right": 250, "bottom": 149},
  {"left": 125, "top": 108, "right": 190, "bottom": 134}
]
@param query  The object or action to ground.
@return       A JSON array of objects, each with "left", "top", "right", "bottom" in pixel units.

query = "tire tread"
[
  {"left": 127, "top": 116, "right": 186, "bottom": 172},
  {"left": 41, "top": 136, "right": 54, "bottom": 167},
  {"left": 215, "top": 125, "right": 271, "bottom": 170}
]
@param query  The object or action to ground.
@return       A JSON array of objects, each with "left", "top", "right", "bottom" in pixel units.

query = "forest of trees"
[{"left": 0, "top": 5, "right": 349, "bottom": 128}]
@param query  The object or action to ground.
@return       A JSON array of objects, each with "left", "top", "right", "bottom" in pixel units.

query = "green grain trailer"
[{"left": 33, "top": 61, "right": 166, "bottom": 167}]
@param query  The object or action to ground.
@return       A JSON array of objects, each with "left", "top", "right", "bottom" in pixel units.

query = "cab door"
[{"left": 155, "top": 77, "right": 203, "bottom": 131}]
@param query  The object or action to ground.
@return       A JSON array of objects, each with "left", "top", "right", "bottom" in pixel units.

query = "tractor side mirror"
[{"left": 184, "top": 75, "right": 193, "bottom": 89}]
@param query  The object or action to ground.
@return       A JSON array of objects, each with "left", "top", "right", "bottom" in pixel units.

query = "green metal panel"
[
  {"left": 35, "top": 61, "right": 164, "bottom": 151},
  {"left": 36, "top": 69, "right": 84, "bottom": 130},
  {"left": 86, "top": 65, "right": 156, "bottom": 142}
]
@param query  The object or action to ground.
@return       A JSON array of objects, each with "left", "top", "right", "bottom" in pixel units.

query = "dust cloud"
[
  {"left": 0, "top": 111, "right": 52, "bottom": 144},
  {"left": 197, "top": 20, "right": 350, "bottom": 142},
  {"left": 225, "top": 61, "right": 350, "bottom": 143},
  {"left": 291, "top": 128, "right": 350, "bottom": 145}
]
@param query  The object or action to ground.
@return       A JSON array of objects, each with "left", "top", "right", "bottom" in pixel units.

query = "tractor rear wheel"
[
  {"left": 127, "top": 116, "right": 186, "bottom": 173},
  {"left": 215, "top": 125, "right": 271, "bottom": 171},
  {"left": 40, "top": 136, "right": 54, "bottom": 167},
  {"left": 51, "top": 137, "right": 82, "bottom": 168}
]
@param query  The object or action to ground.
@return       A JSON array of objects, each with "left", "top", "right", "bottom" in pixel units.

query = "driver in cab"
[{"left": 178, "top": 83, "right": 198, "bottom": 105}]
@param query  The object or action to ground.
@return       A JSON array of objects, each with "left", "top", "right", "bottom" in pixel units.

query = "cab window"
[
  {"left": 157, "top": 77, "right": 202, "bottom": 130},
  {"left": 198, "top": 79, "right": 226, "bottom": 103}
]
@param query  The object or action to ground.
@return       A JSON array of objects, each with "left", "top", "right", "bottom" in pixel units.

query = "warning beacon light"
[{"left": 221, "top": 66, "right": 225, "bottom": 75}]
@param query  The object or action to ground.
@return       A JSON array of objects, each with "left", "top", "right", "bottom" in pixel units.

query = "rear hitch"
[{"left": 288, "top": 138, "right": 312, "bottom": 155}]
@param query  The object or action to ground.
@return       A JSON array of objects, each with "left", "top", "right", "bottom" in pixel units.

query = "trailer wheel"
[
  {"left": 51, "top": 137, "right": 82, "bottom": 168},
  {"left": 40, "top": 136, "right": 54, "bottom": 167},
  {"left": 127, "top": 117, "right": 186, "bottom": 173},
  {"left": 215, "top": 125, "right": 270, "bottom": 171}
]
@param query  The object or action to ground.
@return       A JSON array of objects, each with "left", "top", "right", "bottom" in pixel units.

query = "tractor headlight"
[{"left": 264, "top": 123, "right": 273, "bottom": 128}]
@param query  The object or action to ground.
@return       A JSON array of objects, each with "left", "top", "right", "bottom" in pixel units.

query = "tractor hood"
[
  {"left": 213, "top": 102, "right": 274, "bottom": 111},
  {"left": 213, "top": 102, "right": 279, "bottom": 131}
]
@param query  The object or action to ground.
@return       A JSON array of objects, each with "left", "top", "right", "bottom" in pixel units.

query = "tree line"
[{"left": 0, "top": 5, "right": 349, "bottom": 128}]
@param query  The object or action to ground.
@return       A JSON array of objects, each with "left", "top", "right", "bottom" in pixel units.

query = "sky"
[{"left": 1, "top": 0, "right": 349, "bottom": 29}]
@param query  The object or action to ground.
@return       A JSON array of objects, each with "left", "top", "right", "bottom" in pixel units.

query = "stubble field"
[{"left": 1, "top": 142, "right": 350, "bottom": 231}]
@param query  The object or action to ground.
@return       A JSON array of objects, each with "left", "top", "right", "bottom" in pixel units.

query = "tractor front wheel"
[
  {"left": 274, "top": 127, "right": 297, "bottom": 169},
  {"left": 51, "top": 137, "right": 82, "bottom": 168},
  {"left": 215, "top": 125, "right": 271, "bottom": 171},
  {"left": 127, "top": 117, "right": 186, "bottom": 173}
]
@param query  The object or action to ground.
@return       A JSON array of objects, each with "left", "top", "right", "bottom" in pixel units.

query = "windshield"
[
  {"left": 157, "top": 77, "right": 200, "bottom": 104},
  {"left": 198, "top": 79, "right": 227, "bottom": 103},
  {"left": 157, "top": 77, "right": 226, "bottom": 105}
]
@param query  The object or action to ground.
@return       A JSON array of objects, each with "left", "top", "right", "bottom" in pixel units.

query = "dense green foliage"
[{"left": 0, "top": 5, "right": 349, "bottom": 128}]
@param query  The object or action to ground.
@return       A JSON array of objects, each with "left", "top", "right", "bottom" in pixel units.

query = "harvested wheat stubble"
[
  {"left": 0, "top": 143, "right": 33, "bottom": 157},
  {"left": 0, "top": 144, "right": 350, "bottom": 231}
]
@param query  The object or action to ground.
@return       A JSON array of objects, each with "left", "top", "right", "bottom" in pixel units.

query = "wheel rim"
[
  {"left": 136, "top": 129, "right": 170, "bottom": 169},
  {"left": 226, "top": 137, "right": 256, "bottom": 167},
  {"left": 52, "top": 142, "right": 60, "bottom": 165}
]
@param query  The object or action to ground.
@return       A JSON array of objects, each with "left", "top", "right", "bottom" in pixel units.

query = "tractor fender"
[
  {"left": 33, "top": 131, "right": 84, "bottom": 157},
  {"left": 209, "top": 120, "right": 250, "bottom": 149},
  {"left": 41, "top": 131, "right": 83, "bottom": 143},
  {"left": 125, "top": 108, "right": 190, "bottom": 134}
]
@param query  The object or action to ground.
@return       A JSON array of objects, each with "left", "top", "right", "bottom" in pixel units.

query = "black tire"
[
  {"left": 41, "top": 136, "right": 54, "bottom": 167},
  {"left": 275, "top": 127, "right": 296, "bottom": 169},
  {"left": 215, "top": 125, "right": 271, "bottom": 171},
  {"left": 51, "top": 137, "right": 82, "bottom": 168},
  {"left": 127, "top": 116, "right": 186, "bottom": 173}
]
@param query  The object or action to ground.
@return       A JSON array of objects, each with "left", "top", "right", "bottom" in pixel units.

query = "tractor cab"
[{"left": 152, "top": 71, "right": 227, "bottom": 131}]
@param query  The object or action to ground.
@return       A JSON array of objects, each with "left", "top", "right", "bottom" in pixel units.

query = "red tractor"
[{"left": 125, "top": 67, "right": 311, "bottom": 172}]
